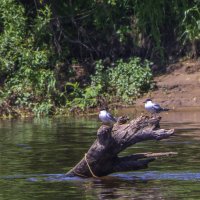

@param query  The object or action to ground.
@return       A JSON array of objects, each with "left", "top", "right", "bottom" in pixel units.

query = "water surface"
[{"left": 1, "top": 108, "right": 200, "bottom": 199}]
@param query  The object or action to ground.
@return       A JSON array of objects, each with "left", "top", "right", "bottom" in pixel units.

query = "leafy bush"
[
  {"left": 65, "top": 60, "right": 108, "bottom": 110},
  {"left": 65, "top": 82, "right": 101, "bottom": 110},
  {"left": 180, "top": 4, "right": 200, "bottom": 57},
  {"left": 0, "top": 1, "right": 56, "bottom": 116},
  {"left": 109, "top": 58, "right": 152, "bottom": 102},
  {"left": 181, "top": 5, "right": 200, "bottom": 43},
  {"left": 70, "top": 57, "right": 153, "bottom": 109},
  {"left": 90, "top": 60, "right": 106, "bottom": 88}
]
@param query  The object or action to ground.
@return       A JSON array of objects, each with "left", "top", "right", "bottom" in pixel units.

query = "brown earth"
[{"left": 135, "top": 59, "right": 200, "bottom": 109}]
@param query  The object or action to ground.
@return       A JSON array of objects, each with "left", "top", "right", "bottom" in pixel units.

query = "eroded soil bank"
[{"left": 136, "top": 59, "right": 200, "bottom": 108}]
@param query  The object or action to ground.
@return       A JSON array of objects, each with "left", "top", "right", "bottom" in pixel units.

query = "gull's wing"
[
  {"left": 107, "top": 112, "right": 117, "bottom": 122},
  {"left": 152, "top": 103, "right": 163, "bottom": 111}
]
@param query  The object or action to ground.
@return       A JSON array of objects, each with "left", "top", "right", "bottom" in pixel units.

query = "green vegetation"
[
  {"left": 109, "top": 58, "right": 152, "bottom": 103},
  {"left": 63, "top": 58, "right": 152, "bottom": 111},
  {"left": 181, "top": 4, "right": 200, "bottom": 57},
  {"left": 0, "top": 1, "right": 56, "bottom": 116},
  {"left": 0, "top": 0, "right": 199, "bottom": 117}
]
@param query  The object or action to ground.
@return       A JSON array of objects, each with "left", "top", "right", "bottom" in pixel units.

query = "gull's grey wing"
[
  {"left": 107, "top": 112, "right": 117, "bottom": 122},
  {"left": 152, "top": 103, "right": 163, "bottom": 111}
]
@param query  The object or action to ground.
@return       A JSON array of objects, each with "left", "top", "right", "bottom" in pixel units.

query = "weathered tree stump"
[{"left": 66, "top": 115, "right": 175, "bottom": 178}]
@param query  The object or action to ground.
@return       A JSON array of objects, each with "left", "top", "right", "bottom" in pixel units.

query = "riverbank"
[
  {"left": 136, "top": 59, "right": 200, "bottom": 109},
  {"left": 1, "top": 59, "right": 200, "bottom": 118}
]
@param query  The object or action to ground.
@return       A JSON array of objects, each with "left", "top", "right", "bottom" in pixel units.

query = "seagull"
[
  {"left": 99, "top": 107, "right": 117, "bottom": 124},
  {"left": 144, "top": 99, "right": 169, "bottom": 114}
]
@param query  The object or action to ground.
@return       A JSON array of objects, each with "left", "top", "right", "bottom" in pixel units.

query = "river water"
[{"left": 1, "top": 108, "right": 200, "bottom": 199}]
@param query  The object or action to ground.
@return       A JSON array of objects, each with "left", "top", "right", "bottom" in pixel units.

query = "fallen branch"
[{"left": 66, "top": 115, "right": 175, "bottom": 178}]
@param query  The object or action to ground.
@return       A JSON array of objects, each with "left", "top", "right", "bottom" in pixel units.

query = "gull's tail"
[{"left": 162, "top": 108, "right": 170, "bottom": 112}]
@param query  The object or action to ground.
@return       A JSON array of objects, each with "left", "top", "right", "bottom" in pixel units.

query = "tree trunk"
[{"left": 66, "top": 115, "right": 175, "bottom": 178}]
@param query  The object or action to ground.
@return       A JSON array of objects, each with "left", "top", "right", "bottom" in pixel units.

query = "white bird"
[
  {"left": 99, "top": 108, "right": 117, "bottom": 124},
  {"left": 144, "top": 99, "right": 169, "bottom": 114}
]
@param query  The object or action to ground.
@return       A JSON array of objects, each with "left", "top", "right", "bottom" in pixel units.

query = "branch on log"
[
  {"left": 112, "top": 152, "right": 177, "bottom": 173},
  {"left": 66, "top": 115, "right": 176, "bottom": 178}
]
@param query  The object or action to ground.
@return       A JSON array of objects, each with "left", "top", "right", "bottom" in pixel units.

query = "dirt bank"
[{"left": 136, "top": 59, "right": 200, "bottom": 108}]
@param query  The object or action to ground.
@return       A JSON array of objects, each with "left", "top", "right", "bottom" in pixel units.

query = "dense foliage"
[
  {"left": 0, "top": 0, "right": 199, "bottom": 116},
  {"left": 0, "top": 1, "right": 56, "bottom": 116}
]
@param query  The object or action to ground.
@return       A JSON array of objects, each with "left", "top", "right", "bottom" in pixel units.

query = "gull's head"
[
  {"left": 144, "top": 98, "right": 152, "bottom": 103},
  {"left": 100, "top": 106, "right": 108, "bottom": 111}
]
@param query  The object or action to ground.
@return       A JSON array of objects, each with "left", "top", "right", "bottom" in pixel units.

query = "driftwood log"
[{"left": 66, "top": 115, "right": 175, "bottom": 178}]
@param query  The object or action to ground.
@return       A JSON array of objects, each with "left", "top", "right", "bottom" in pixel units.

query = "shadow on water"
[{"left": 1, "top": 108, "right": 200, "bottom": 199}]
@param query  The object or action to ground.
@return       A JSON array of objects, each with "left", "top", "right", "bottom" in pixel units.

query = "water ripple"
[
  {"left": 2, "top": 171, "right": 200, "bottom": 182},
  {"left": 114, "top": 171, "right": 200, "bottom": 181}
]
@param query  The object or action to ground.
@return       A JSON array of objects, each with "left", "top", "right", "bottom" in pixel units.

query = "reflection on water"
[{"left": 1, "top": 108, "right": 200, "bottom": 199}]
